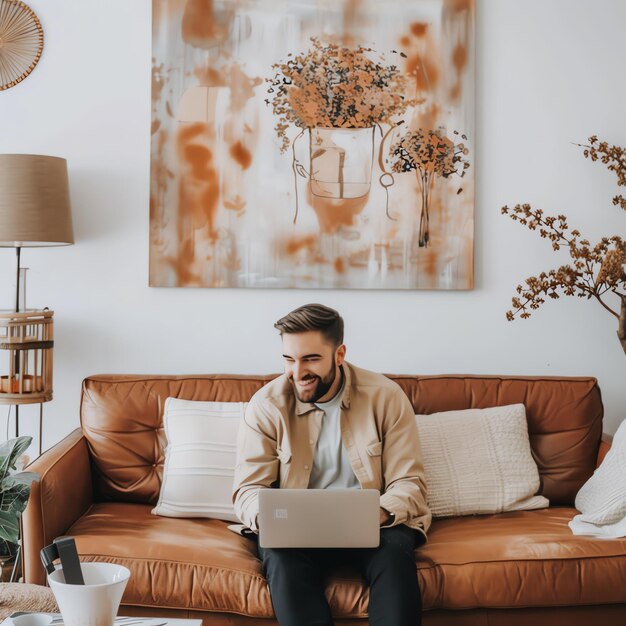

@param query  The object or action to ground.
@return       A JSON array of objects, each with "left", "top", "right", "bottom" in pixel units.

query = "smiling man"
[{"left": 233, "top": 303, "right": 431, "bottom": 626}]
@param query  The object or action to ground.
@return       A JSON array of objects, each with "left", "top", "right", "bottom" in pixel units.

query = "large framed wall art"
[{"left": 150, "top": 0, "right": 475, "bottom": 289}]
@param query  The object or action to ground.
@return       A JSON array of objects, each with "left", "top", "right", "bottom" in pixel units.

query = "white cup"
[{"left": 48, "top": 562, "right": 131, "bottom": 626}]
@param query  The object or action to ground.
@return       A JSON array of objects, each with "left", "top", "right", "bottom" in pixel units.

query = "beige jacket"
[{"left": 232, "top": 362, "right": 432, "bottom": 542}]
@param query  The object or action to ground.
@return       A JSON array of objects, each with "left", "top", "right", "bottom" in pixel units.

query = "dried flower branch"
[
  {"left": 502, "top": 137, "right": 626, "bottom": 355},
  {"left": 501, "top": 204, "right": 626, "bottom": 318},
  {"left": 576, "top": 135, "right": 626, "bottom": 211},
  {"left": 268, "top": 38, "right": 419, "bottom": 153}
]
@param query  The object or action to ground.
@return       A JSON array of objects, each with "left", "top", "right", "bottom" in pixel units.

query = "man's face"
[{"left": 282, "top": 331, "right": 346, "bottom": 403}]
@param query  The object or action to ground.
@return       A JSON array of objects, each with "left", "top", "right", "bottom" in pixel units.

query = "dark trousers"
[{"left": 258, "top": 525, "right": 423, "bottom": 626}]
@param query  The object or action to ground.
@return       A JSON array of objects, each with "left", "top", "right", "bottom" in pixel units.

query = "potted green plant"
[
  {"left": 0, "top": 436, "right": 39, "bottom": 558},
  {"left": 502, "top": 136, "right": 626, "bottom": 354}
]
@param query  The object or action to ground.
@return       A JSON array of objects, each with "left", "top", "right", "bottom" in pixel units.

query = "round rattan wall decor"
[{"left": 0, "top": 0, "right": 43, "bottom": 90}]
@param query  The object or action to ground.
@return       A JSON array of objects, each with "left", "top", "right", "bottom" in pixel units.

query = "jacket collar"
[{"left": 294, "top": 362, "right": 352, "bottom": 415}]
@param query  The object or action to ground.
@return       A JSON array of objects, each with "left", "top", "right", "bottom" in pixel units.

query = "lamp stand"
[
  {"left": 15, "top": 247, "right": 21, "bottom": 312},
  {"left": 14, "top": 246, "right": 21, "bottom": 438}
]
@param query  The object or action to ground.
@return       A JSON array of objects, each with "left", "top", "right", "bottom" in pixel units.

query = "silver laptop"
[{"left": 258, "top": 488, "right": 380, "bottom": 548}]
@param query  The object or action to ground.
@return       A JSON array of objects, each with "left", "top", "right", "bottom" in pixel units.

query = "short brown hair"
[{"left": 274, "top": 304, "right": 344, "bottom": 347}]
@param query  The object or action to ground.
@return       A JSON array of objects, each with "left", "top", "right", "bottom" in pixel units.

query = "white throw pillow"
[
  {"left": 569, "top": 418, "right": 626, "bottom": 537},
  {"left": 415, "top": 404, "right": 549, "bottom": 517},
  {"left": 152, "top": 397, "right": 245, "bottom": 522}
]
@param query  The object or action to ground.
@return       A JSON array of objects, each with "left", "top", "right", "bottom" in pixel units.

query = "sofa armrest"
[
  {"left": 22, "top": 428, "right": 94, "bottom": 585},
  {"left": 596, "top": 432, "right": 613, "bottom": 468}
]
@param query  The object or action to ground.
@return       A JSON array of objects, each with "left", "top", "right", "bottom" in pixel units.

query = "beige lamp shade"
[{"left": 0, "top": 154, "right": 74, "bottom": 247}]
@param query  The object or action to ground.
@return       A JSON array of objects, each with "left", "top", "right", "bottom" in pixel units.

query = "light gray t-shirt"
[{"left": 308, "top": 379, "right": 360, "bottom": 490}]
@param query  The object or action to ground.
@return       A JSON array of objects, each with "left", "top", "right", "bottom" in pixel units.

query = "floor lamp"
[{"left": 0, "top": 154, "right": 74, "bottom": 452}]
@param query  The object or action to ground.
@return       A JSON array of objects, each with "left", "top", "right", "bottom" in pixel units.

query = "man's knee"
[
  {"left": 260, "top": 547, "right": 320, "bottom": 581},
  {"left": 379, "top": 526, "right": 418, "bottom": 555},
  {"left": 365, "top": 526, "right": 419, "bottom": 575}
]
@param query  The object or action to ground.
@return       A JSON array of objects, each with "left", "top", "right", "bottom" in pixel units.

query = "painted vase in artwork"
[{"left": 309, "top": 127, "right": 374, "bottom": 200}]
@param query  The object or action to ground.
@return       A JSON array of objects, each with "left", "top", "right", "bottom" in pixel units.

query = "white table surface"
[
  {"left": 3, "top": 617, "right": 202, "bottom": 626},
  {"left": 141, "top": 616, "right": 202, "bottom": 626}
]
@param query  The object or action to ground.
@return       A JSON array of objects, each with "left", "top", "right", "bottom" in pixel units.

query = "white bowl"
[
  {"left": 11, "top": 614, "right": 53, "bottom": 626},
  {"left": 48, "top": 562, "right": 130, "bottom": 626}
]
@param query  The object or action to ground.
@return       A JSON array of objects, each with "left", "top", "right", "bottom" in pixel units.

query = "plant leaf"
[
  {"left": 2, "top": 472, "right": 38, "bottom": 489},
  {"left": 0, "top": 484, "right": 30, "bottom": 512},
  {"left": 0, "top": 437, "right": 33, "bottom": 479},
  {"left": 0, "top": 508, "right": 21, "bottom": 544}
]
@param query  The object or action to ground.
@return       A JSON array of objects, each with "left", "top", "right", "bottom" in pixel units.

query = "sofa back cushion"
[{"left": 80, "top": 374, "right": 603, "bottom": 506}]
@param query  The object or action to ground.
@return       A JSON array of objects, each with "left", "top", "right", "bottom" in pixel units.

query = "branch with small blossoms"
[
  {"left": 501, "top": 204, "right": 626, "bottom": 321},
  {"left": 502, "top": 137, "right": 626, "bottom": 355},
  {"left": 574, "top": 135, "right": 626, "bottom": 211}
]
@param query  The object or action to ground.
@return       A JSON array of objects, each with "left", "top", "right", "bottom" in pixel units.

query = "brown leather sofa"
[{"left": 22, "top": 374, "right": 626, "bottom": 625}]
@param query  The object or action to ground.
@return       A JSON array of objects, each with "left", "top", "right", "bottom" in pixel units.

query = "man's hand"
[{"left": 379, "top": 507, "right": 393, "bottom": 526}]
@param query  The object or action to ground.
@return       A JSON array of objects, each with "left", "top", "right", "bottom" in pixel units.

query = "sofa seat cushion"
[
  {"left": 419, "top": 506, "right": 626, "bottom": 609},
  {"left": 69, "top": 503, "right": 277, "bottom": 618},
  {"left": 68, "top": 503, "right": 626, "bottom": 618}
]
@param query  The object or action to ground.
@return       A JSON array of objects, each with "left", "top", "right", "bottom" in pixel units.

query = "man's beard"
[{"left": 294, "top": 365, "right": 337, "bottom": 403}]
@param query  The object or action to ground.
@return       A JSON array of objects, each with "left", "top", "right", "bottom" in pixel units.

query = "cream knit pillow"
[
  {"left": 152, "top": 397, "right": 245, "bottom": 521},
  {"left": 415, "top": 404, "right": 549, "bottom": 517},
  {"left": 569, "top": 418, "right": 626, "bottom": 537}
]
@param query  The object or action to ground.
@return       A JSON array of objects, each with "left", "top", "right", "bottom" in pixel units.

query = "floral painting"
[{"left": 150, "top": 0, "right": 475, "bottom": 289}]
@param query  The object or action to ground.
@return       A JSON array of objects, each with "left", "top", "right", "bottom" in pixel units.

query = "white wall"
[{"left": 1, "top": 0, "right": 625, "bottom": 452}]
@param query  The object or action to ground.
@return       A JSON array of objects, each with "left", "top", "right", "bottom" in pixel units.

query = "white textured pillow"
[
  {"left": 415, "top": 404, "right": 549, "bottom": 517},
  {"left": 569, "top": 419, "right": 626, "bottom": 537},
  {"left": 152, "top": 397, "right": 245, "bottom": 521}
]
